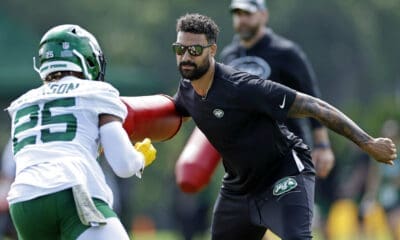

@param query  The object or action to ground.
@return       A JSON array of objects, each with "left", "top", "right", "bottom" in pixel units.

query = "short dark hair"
[{"left": 176, "top": 13, "right": 220, "bottom": 44}]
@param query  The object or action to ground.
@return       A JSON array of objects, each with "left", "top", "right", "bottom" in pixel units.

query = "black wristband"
[{"left": 314, "top": 142, "right": 331, "bottom": 149}]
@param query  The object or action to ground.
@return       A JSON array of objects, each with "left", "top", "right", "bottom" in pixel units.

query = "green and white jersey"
[{"left": 7, "top": 76, "right": 127, "bottom": 206}]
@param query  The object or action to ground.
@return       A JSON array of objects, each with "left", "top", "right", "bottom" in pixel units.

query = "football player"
[{"left": 7, "top": 24, "right": 156, "bottom": 240}]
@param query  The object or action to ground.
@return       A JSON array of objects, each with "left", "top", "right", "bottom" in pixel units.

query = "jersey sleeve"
[
  {"left": 240, "top": 75, "right": 297, "bottom": 122},
  {"left": 81, "top": 82, "right": 127, "bottom": 121}
]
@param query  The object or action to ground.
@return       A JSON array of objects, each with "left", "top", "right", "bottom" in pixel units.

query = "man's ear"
[{"left": 210, "top": 44, "right": 218, "bottom": 57}]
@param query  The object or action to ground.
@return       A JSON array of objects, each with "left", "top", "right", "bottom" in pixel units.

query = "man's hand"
[
  {"left": 311, "top": 147, "right": 335, "bottom": 178},
  {"left": 311, "top": 128, "right": 335, "bottom": 178},
  {"left": 135, "top": 138, "right": 157, "bottom": 167},
  {"left": 362, "top": 138, "right": 397, "bottom": 165}
]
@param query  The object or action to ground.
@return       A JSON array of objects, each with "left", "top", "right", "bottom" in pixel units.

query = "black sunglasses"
[{"left": 172, "top": 43, "right": 213, "bottom": 57}]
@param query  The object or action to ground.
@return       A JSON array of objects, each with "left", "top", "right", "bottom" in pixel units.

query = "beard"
[
  {"left": 178, "top": 58, "right": 210, "bottom": 81},
  {"left": 235, "top": 23, "right": 260, "bottom": 41}
]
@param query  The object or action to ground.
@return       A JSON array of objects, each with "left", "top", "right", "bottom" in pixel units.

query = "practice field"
[
  {"left": 131, "top": 199, "right": 396, "bottom": 240},
  {"left": 131, "top": 230, "right": 324, "bottom": 240},
  {"left": 132, "top": 231, "right": 207, "bottom": 240},
  {"left": 132, "top": 225, "right": 393, "bottom": 240}
]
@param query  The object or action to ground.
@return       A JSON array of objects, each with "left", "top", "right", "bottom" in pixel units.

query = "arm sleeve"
[{"left": 100, "top": 121, "right": 144, "bottom": 178}]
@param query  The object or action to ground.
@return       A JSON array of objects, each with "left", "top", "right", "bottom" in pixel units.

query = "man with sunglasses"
[
  {"left": 221, "top": 0, "right": 335, "bottom": 180},
  {"left": 172, "top": 13, "right": 397, "bottom": 240},
  {"left": 220, "top": 1, "right": 335, "bottom": 238}
]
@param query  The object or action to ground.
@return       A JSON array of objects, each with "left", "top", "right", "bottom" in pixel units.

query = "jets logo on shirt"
[
  {"left": 213, "top": 109, "right": 224, "bottom": 118},
  {"left": 228, "top": 56, "right": 271, "bottom": 79},
  {"left": 273, "top": 177, "right": 298, "bottom": 196}
]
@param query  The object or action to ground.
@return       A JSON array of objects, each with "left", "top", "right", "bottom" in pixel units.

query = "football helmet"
[{"left": 34, "top": 24, "right": 106, "bottom": 81}]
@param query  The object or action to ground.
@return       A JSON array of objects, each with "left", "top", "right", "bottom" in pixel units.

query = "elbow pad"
[{"left": 100, "top": 121, "right": 144, "bottom": 178}]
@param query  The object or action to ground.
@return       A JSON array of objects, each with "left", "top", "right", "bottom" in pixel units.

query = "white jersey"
[{"left": 7, "top": 76, "right": 127, "bottom": 206}]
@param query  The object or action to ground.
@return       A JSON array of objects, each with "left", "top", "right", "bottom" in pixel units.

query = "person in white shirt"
[{"left": 7, "top": 24, "right": 156, "bottom": 240}]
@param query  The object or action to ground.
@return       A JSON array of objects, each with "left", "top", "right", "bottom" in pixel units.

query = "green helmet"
[{"left": 34, "top": 24, "right": 106, "bottom": 81}]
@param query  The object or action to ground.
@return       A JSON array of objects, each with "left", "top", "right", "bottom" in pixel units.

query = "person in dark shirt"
[
  {"left": 172, "top": 13, "right": 397, "bottom": 240},
  {"left": 220, "top": 0, "right": 334, "bottom": 178}
]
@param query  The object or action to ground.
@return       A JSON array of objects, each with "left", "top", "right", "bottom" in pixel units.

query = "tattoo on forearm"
[{"left": 289, "top": 94, "right": 371, "bottom": 146}]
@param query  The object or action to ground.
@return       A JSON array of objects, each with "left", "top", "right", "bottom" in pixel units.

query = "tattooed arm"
[{"left": 288, "top": 92, "right": 397, "bottom": 165}]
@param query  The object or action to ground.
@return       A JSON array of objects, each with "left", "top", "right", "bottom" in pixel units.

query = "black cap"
[{"left": 230, "top": 0, "right": 266, "bottom": 13}]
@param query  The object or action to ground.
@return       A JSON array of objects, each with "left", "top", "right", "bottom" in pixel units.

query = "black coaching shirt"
[
  {"left": 174, "top": 63, "right": 311, "bottom": 194},
  {"left": 220, "top": 28, "right": 322, "bottom": 145}
]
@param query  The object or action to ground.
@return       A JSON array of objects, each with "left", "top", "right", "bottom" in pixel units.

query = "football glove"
[{"left": 134, "top": 138, "right": 157, "bottom": 167}]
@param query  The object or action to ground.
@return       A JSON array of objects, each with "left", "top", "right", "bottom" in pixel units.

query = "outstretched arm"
[{"left": 287, "top": 92, "right": 397, "bottom": 165}]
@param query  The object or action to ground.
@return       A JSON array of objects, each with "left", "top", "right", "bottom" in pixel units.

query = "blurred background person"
[
  {"left": 328, "top": 147, "right": 371, "bottom": 240},
  {"left": 172, "top": 186, "right": 211, "bottom": 240},
  {"left": 360, "top": 119, "right": 400, "bottom": 240}
]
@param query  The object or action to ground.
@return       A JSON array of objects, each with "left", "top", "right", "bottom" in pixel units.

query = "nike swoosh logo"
[{"left": 279, "top": 95, "right": 286, "bottom": 109}]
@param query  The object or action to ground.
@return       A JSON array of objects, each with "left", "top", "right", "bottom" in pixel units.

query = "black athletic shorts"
[{"left": 211, "top": 171, "right": 315, "bottom": 240}]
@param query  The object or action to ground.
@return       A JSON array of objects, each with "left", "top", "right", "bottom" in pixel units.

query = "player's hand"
[
  {"left": 311, "top": 147, "right": 335, "bottom": 178},
  {"left": 362, "top": 138, "right": 397, "bottom": 165},
  {"left": 135, "top": 138, "right": 157, "bottom": 167}
]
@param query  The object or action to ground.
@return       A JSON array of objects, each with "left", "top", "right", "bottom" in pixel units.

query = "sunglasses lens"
[
  {"left": 188, "top": 45, "right": 203, "bottom": 56},
  {"left": 173, "top": 44, "right": 185, "bottom": 55},
  {"left": 173, "top": 44, "right": 209, "bottom": 56}
]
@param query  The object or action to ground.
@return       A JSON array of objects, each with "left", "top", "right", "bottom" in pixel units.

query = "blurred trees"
[
  {"left": 1, "top": 0, "right": 399, "bottom": 102},
  {"left": 0, "top": 0, "right": 399, "bottom": 231}
]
